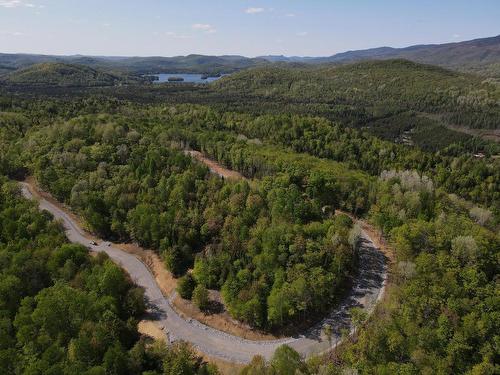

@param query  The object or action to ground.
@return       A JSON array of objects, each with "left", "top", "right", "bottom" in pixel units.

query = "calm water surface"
[{"left": 151, "top": 73, "right": 226, "bottom": 84}]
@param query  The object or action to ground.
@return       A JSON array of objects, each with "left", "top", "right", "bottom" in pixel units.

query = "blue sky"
[{"left": 1, "top": 0, "right": 499, "bottom": 57}]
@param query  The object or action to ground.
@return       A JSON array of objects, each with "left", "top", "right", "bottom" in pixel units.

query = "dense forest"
[
  {"left": 3, "top": 59, "right": 500, "bottom": 153},
  {"left": 0, "top": 53, "right": 268, "bottom": 75},
  {"left": 141, "top": 106, "right": 497, "bottom": 219},
  {"left": 0, "top": 176, "right": 218, "bottom": 374},
  {"left": 0, "top": 57, "right": 499, "bottom": 374},
  {"left": 13, "top": 114, "right": 358, "bottom": 329},
  {"left": 307, "top": 35, "right": 500, "bottom": 78},
  {"left": 215, "top": 60, "right": 500, "bottom": 130},
  {"left": 0, "top": 62, "right": 148, "bottom": 87}
]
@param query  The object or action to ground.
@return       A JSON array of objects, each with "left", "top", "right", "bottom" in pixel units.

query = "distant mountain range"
[
  {"left": 260, "top": 35, "right": 500, "bottom": 77},
  {"left": 1, "top": 35, "right": 499, "bottom": 77}
]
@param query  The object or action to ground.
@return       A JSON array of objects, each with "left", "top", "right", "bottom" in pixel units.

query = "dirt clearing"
[{"left": 185, "top": 150, "right": 247, "bottom": 180}]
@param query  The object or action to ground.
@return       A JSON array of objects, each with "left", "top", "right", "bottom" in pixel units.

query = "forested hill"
[
  {"left": 215, "top": 59, "right": 500, "bottom": 130},
  {"left": 316, "top": 35, "right": 500, "bottom": 77},
  {"left": 263, "top": 35, "right": 500, "bottom": 77},
  {"left": 0, "top": 62, "right": 142, "bottom": 87},
  {"left": 2, "top": 35, "right": 499, "bottom": 77},
  {"left": 0, "top": 53, "right": 267, "bottom": 75},
  {"left": 100, "top": 54, "right": 268, "bottom": 74}
]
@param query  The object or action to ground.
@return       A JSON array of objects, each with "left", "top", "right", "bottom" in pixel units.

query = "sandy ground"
[
  {"left": 116, "top": 243, "right": 280, "bottom": 340},
  {"left": 138, "top": 320, "right": 167, "bottom": 341},
  {"left": 447, "top": 125, "right": 500, "bottom": 143},
  {"left": 172, "top": 291, "right": 279, "bottom": 341},
  {"left": 116, "top": 242, "right": 178, "bottom": 296},
  {"left": 182, "top": 153, "right": 393, "bottom": 261},
  {"left": 335, "top": 209, "right": 395, "bottom": 263},
  {"left": 24, "top": 177, "right": 179, "bottom": 295},
  {"left": 183, "top": 153, "right": 394, "bottom": 341},
  {"left": 137, "top": 319, "right": 244, "bottom": 374},
  {"left": 185, "top": 150, "right": 247, "bottom": 180}
]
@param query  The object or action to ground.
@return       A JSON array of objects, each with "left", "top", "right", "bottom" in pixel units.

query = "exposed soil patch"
[
  {"left": 116, "top": 242, "right": 178, "bottom": 296},
  {"left": 22, "top": 152, "right": 392, "bottom": 357},
  {"left": 185, "top": 150, "right": 247, "bottom": 180},
  {"left": 172, "top": 290, "right": 280, "bottom": 341},
  {"left": 335, "top": 209, "right": 395, "bottom": 263},
  {"left": 177, "top": 153, "right": 395, "bottom": 339},
  {"left": 21, "top": 177, "right": 388, "bottom": 363},
  {"left": 446, "top": 125, "right": 500, "bottom": 143},
  {"left": 138, "top": 320, "right": 166, "bottom": 341},
  {"left": 23, "top": 177, "right": 179, "bottom": 296}
]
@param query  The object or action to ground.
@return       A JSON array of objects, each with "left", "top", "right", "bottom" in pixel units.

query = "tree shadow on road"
[{"left": 301, "top": 236, "right": 388, "bottom": 342}]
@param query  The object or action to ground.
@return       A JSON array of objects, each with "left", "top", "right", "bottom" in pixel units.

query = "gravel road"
[{"left": 20, "top": 182, "right": 387, "bottom": 364}]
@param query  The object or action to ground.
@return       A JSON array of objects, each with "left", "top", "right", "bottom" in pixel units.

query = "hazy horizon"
[{"left": 1, "top": 0, "right": 499, "bottom": 57}]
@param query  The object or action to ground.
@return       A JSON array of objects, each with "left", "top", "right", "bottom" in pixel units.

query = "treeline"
[
  {"left": 0, "top": 177, "right": 217, "bottom": 375},
  {"left": 364, "top": 112, "right": 492, "bottom": 153},
  {"left": 3, "top": 59, "right": 500, "bottom": 138},
  {"left": 21, "top": 115, "right": 358, "bottom": 329},
  {"left": 241, "top": 175, "right": 500, "bottom": 373},
  {"left": 135, "top": 108, "right": 499, "bottom": 373},
  {"left": 167, "top": 129, "right": 374, "bottom": 215},
  {"left": 3, "top": 97, "right": 498, "bottom": 220},
  {"left": 153, "top": 106, "right": 499, "bottom": 221}
]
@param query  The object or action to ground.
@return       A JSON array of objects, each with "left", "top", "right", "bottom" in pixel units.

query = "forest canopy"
[
  {"left": 0, "top": 176, "right": 217, "bottom": 374},
  {"left": 0, "top": 58, "right": 498, "bottom": 374}
]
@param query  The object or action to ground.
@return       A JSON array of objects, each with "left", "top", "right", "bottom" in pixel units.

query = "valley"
[{"left": 0, "top": 8, "right": 499, "bottom": 373}]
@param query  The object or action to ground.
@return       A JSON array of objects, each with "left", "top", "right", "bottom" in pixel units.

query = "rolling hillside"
[
  {"left": 260, "top": 35, "right": 500, "bottom": 77},
  {"left": 311, "top": 35, "right": 500, "bottom": 77},
  {"left": 216, "top": 59, "right": 499, "bottom": 112},
  {"left": 0, "top": 53, "right": 267, "bottom": 75},
  {"left": 98, "top": 54, "right": 268, "bottom": 74},
  {"left": 0, "top": 62, "right": 138, "bottom": 87},
  {"left": 215, "top": 59, "right": 500, "bottom": 135},
  {"left": 2, "top": 35, "right": 499, "bottom": 77}
]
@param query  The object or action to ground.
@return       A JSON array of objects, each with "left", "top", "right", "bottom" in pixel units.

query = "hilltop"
[
  {"left": 216, "top": 59, "right": 499, "bottom": 127},
  {"left": 0, "top": 62, "right": 140, "bottom": 87},
  {"left": 0, "top": 53, "right": 267, "bottom": 75},
  {"left": 212, "top": 59, "right": 500, "bottom": 148},
  {"left": 260, "top": 35, "right": 500, "bottom": 77},
  {"left": 313, "top": 35, "right": 500, "bottom": 77}
]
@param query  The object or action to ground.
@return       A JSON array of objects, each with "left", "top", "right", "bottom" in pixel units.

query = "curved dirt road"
[{"left": 20, "top": 182, "right": 387, "bottom": 364}]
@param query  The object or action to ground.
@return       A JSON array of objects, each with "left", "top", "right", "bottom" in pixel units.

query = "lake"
[{"left": 150, "top": 73, "right": 226, "bottom": 84}]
